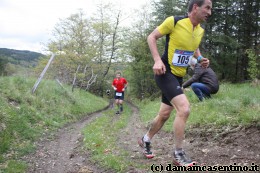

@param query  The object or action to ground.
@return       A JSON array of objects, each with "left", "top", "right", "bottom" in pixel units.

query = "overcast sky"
[{"left": 0, "top": 0, "right": 149, "bottom": 53}]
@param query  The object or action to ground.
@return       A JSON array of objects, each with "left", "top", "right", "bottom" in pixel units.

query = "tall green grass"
[
  {"left": 82, "top": 106, "right": 132, "bottom": 172},
  {"left": 139, "top": 83, "right": 260, "bottom": 132},
  {"left": 0, "top": 76, "right": 108, "bottom": 172}
]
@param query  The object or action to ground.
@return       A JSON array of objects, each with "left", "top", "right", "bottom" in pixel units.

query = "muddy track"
[
  {"left": 115, "top": 102, "right": 260, "bottom": 172},
  {"left": 24, "top": 102, "right": 260, "bottom": 173},
  {"left": 24, "top": 104, "right": 113, "bottom": 173},
  {"left": 24, "top": 101, "right": 168, "bottom": 173}
]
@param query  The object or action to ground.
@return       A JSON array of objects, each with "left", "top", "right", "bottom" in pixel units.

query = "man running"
[
  {"left": 112, "top": 72, "right": 128, "bottom": 114},
  {"left": 138, "top": 0, "right": 212, "bottom": 166}
]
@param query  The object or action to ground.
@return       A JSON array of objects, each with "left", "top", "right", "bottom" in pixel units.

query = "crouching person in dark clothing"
[{"left": 183, "top": 57, "right": 219, "bottom": 101}]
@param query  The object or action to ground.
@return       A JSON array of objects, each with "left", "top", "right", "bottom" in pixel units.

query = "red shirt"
[{"left": 112, "top": 77, "right": 127, "bottom": 92}]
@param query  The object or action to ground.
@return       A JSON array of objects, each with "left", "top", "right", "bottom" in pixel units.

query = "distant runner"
[{"left": 112, "top": 71, "right": 128, "bottom": 114}]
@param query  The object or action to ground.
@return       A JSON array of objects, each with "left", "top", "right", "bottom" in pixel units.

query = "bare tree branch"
[
  {"left": 72, "top": 65, "right": 80, "bottom": 92},
  {"left": 102, "top": 11, "right": 121, "bottom": 78},
  {"left": 86, "top": 68, "right": 98, "bottom": 90}
]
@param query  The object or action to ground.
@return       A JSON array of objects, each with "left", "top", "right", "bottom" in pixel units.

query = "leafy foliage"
[
  {"left": 203, "top": 0, "right": 259, "bottom": 82},
  {"left": 124, "top": 6, "right": 159, "bottom": 99},
  {"left": 151, "top": 0, "right": 188, "bottom": 25},
  {"left": 246, "top": 49, "right": 259, "bottom": 80},
  {"left": 40, "top": 4, "right": 126, "bottom": 96}
]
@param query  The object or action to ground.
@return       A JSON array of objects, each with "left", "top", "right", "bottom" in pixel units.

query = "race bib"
[
  {"left": 172, "top": 49, "right": 194, "bottom": 67},
  {"left": 116, "top": 92, "right": 122, "bottom": 96}
]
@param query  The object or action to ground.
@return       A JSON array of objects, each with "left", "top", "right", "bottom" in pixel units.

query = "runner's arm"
[
  {"left": 112, "top": 81, "right": 117, "bottom": 90},
  {"left": 147, "top": 28, "right": 166, "bottom": 75}
]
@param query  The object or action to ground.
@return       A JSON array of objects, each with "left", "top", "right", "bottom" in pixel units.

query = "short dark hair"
[
  {"left": 116, "top": 71, "right": 121, "bottom": 76},
  {"left": 188, "top": 0, "right": 208, "bottom": 12}
]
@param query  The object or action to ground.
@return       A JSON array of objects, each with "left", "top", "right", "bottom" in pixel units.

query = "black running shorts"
[
  {"left": 114, "top": 91, "right": 124, "bottom": 100},
  {"left": 155, "top": 72, "right": 183, "bottom": 106}
]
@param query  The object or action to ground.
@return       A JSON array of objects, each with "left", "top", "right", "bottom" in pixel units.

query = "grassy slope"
[
  {"left": 81, "top": 82, "right": 259, "bottom": 172},
  {"left": 139, "top": 83, "right": 260, "bottom": 132},
  {"left": 0, "top": 76, "right": 108, "bottom": 172}
]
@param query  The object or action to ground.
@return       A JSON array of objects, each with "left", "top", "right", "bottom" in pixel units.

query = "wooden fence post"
[{"left": 31, "top": 53, "right": 55, "bottom": 94}]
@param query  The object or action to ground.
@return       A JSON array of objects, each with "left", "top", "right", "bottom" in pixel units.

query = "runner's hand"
[
  {"left": 113, "top": 87, "right": 117, "bottom": 90},
  {"left": 153, "top": 59, "right": 166, "bottom": 75},
  {"left": 200, "top": 58, "right": 210, "bottom": 68}
]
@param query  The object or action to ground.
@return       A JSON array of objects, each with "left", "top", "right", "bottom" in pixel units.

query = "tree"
[
  {"left": 151, "top": 0, "right": 188, "bottom": 26},
  {"left": 39, "top": 2, "right": 129, "bottom": 96},
  {"left": 203, "top": 0, "right": 259, "bottom": 82},
  {"left": 87, "top": 2, "right": 128, "bottom": 96},
  {"left": 43, "top": 10, "right": 96, "bottom": 86},
  {"left": 125, "top": 4, "right": 159, "bottom": 99}
]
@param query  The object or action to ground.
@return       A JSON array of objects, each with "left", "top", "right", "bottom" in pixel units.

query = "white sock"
[
  {"left": 143, "top": 134, "right": 150, "bottom": 142},
  {"left": 175, "top": 148, "right": 184, "bottom": 155}
]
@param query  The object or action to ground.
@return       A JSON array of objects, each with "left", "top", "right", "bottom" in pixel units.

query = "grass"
[
  {"left": 82, "top": 105, "right": 133, "bottom": 172},
  {"left": 0, "top": 76, "right": 259, "bottom": 173},
  {"left": 138, "top": 83, "right": 260, "bottom": 132},
  {"left": 0, "top": 76, "right": 108, "bottom": 172},
  {"left": 81, "top": 83, "right": 259, "bottom": 172}
]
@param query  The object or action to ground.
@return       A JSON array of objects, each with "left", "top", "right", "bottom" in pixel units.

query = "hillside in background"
[{"left": 0, "top": 48, "right": 45, "bottom": 67}]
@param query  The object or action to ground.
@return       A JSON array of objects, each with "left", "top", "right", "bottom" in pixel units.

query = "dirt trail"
[
  {"left": 24, "top": 102, "right": 260, "bottom": 173},
  {"left": 118, "top": 103, "right": 260, "bottom": 172},
  {"left": 24, "top": 107, "right": 112, "bottom": 173}
]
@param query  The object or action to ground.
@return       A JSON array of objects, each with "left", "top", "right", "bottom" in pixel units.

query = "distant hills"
[
  {"left": 0, "top": 48, "right": 45, "bottom": 67},
  {"left": 0, "top": 48, "right": 44, "bottom": 61}
]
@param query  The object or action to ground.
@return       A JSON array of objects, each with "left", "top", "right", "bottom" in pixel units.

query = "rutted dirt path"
[
  {"left": 24, "top": 106, "right": 113, "bottom": 173},
  {"left": 118, "top": 103, "right": 260, "bottom": 172},
  {"left": 24, "top": 102, "right": 260, "bottom": 173}
]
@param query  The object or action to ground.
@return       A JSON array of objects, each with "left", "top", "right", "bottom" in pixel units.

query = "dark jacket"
[{"left": 182, "top": 63, "right": 219, "bottom": 94}]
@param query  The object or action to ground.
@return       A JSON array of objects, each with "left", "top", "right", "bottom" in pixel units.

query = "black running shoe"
[
  {"left": 173, "top": 151, "right": 196, "bottom": 166},
  {"left": 138, "top": 137, "right": 154, "bottom": 159}
]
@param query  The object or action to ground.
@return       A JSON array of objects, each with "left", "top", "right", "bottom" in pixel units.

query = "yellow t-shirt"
[{"left": 158, "top": 16, "right": 204, "bottom": 77}]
